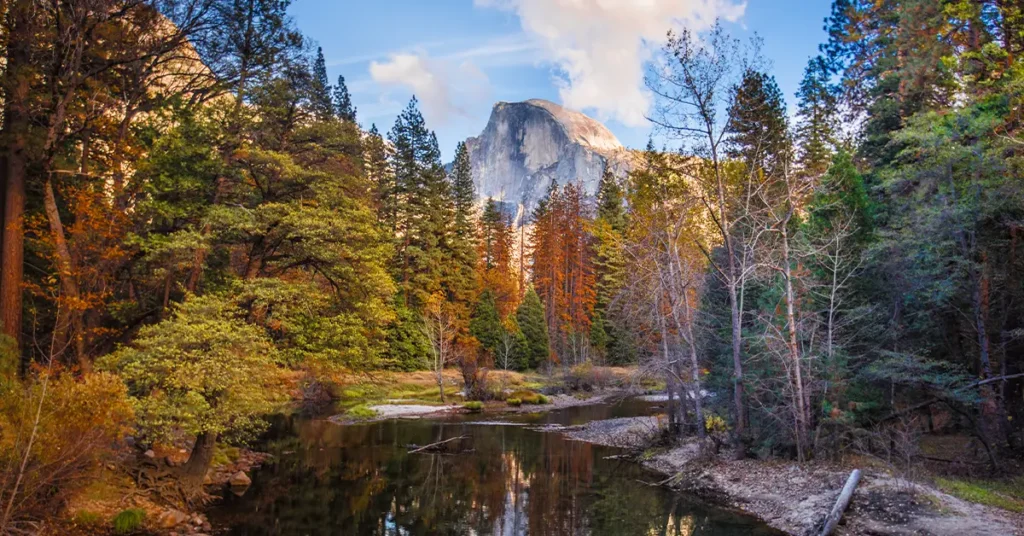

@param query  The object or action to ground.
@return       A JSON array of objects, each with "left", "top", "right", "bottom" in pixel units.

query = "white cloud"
[
  {"left": 476, "top": 0, "right": 746, "bottom": 127},
  {"left": 369, "top": 53, "right": 491, "bottom": 125}
]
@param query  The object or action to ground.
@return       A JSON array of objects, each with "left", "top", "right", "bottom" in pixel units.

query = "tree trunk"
[
  {"left": 43, "top": 178, "right": 88, "bottom": 368},
  {"left": 781, "top": 223, "right": 810, "bottom": 461},
  {"left": 0, "top": 0, "right": 35, "bottom": 350},
  {"left": 181, "top": 431, "right": 218, "bottom": 489},
  {"left": 0, "top": 152, "right": 25, "bottom": 348},
  {"left": 711, "top": 145, "right": 747, "bottom": 450}
]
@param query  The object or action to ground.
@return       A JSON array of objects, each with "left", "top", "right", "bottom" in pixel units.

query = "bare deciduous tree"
[{"left": 421, "top": 294, "right": 457, "bottom": 404}]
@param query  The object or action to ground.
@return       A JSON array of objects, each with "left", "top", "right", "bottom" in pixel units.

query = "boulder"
[
  {"left": 158, "top": 509, "right": 189, "bottom": 528},
  {"left": 229, "top": 470, "right": 251, "bottom": 487}
]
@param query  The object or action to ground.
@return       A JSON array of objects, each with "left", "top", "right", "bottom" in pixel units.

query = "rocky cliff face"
[{"left": 465, "top": 99, "right": 631, "bottom": 215}]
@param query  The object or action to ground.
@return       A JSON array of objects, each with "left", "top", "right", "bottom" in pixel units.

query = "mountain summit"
[{"left": 465, "top": 99, "right": 631, "bottom": 214}]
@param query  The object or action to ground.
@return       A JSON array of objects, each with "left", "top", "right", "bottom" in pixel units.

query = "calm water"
[{"left": 208, "top": 399, "right": 780, "bottom": 535}]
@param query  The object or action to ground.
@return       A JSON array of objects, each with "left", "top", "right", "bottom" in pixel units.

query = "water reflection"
[{"left": 210, "top": 402, "right": 781, "bottom": 535}]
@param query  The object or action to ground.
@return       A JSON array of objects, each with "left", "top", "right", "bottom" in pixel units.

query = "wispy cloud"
[
  {"left": 475, "top": 0, "right": 747, "bottom": 127},
  {"left": 369, "top": 53, "right": 491, "bottom": 125}
]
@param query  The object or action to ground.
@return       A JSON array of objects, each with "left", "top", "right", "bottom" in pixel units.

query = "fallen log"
[
  {"left": 820, "top": 469, "right": 861, "bottom": 536},
  {"left": 408, "top": 435, "right": 468, "bottom": 454}
]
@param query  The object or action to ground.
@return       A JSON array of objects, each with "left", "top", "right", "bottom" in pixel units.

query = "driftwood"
[
  {"left": 820, "top": 469, "right": 861, "bottom": 536},
  {"left": 408, "top": 435, "right": 468, "bottom": 454}
]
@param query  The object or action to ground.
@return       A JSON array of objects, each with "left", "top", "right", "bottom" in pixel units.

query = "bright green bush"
[
  {"left": 112, "top": 508, "right": 145, "bottom": 534},
  {"left": 463, "top": 401, "right": 483, "bottom": 412},
  {"left": 508, "top": 390, "right": 549, "bottom": 405},
  {"left": 506, "top": 398, "right": 522, "bottom": 407},
  {"left": 347, "top": 404, "right": 377, "bottom": 420}
]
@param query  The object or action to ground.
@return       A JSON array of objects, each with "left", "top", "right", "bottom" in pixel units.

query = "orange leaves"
[{"left": 529, "top": 183, "right": 597, "bottom": 363}]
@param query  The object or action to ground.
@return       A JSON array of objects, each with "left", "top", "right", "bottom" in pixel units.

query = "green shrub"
[
  {"left": 112, "top": 509, "right": 145, "bottom": 534},
  {"left": 73, "top": 510, "right": 103, "bottom": 527},
  {"left": 507, "top": 398, "right": 522, "bottom": 407},
  {"left": 463, "top": 401, "right": 483, "bottom": 412},
  {"left": 347, "top": 404, "right": 377, "bottom": 420},
  {"left": 536, "top": 394, "right": 549, "bottom": 404},
  {"left": 509, "top": 390, "right": 541, "bottom": 404}
]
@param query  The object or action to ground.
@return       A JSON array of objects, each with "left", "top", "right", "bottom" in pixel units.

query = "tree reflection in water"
[{"left": 209, "top": 403, "right": 781, "bottom": 535}]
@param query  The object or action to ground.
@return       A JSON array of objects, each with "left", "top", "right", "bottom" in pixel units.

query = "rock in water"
[{"left": 465, "top": 99, "right": 632, "bottom": 214}]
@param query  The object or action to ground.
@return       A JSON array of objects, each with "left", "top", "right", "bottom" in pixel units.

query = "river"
[{"left": 208, "top": 398, "right": 781, "bottom": 535}]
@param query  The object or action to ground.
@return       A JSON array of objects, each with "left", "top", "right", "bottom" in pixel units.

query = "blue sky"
[{"left": 290, "top": 0, "right": 834, "bottom": 161}]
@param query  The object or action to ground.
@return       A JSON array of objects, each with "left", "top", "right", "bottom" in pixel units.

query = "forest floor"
[{"left": 563, "top": 415, "right": 1024, "bottom": 536}]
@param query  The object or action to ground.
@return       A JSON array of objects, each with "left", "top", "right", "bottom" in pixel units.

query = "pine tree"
[
  {"left": 470, "top": 290, "right": 503, "bottom": 357},
  {"left": 727, "top": 69, "right": 790, "bottom": 177},
  {"left": 333, "top": 74, "right": 357, "bottom": 122},
  {"left": 592, "top": 169, "right": 628, "bottom": 362},
  {"left": 795, "top": 55, "right": 840, "bottom": 177},
  {"left": 479, "top": 198, "right": 519, "bottom": 318},
  {"left": 481, "top": 198, "right": 503, "bottom": 269},
  {"left": 388, "top": 97, "right": 455, "bottom": 310},
  {"left": 447, "top": 141, "right": 479, "bottom": 310},
  {"left": 596, "top": 169, "right": 627, "bottom": 233},
  {"left": 309, "top": 47, "right": 334, "bottom": 121},
  {"left": 364, "top": 124, "right": 396, "bottom": 232},
  {"left": 516, "top": 287, "right": 550, "bottom": 369},
  {"left": 451, "top": 142, "right": 476, "bottom": 239}
]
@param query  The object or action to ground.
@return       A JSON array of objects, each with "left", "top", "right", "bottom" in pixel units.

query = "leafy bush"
[
  {"left": 112, "top": 508, "right": 146, "bottom": 534},
  {"left": 506, "top": 398, "right": 522, "bottom": 407},
  {"left": 0, "top": 371, "right": 133, "bottom": 530},
  {"left": 463, "top": 401, "right": 483, "bottom": 412},
  {"left": 508, "top": 390, "right": 548, "bottom": 404},
  {"left": 346, "top": 404, "right": 377, "bottom": 420},
  {"left": 98, "top": 294, "right": 286, "bottom": 447}
]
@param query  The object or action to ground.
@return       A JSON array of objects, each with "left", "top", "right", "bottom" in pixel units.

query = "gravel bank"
[
  {"left": 561, "top": 415, "right": 1023, "bottom": 535},
  {"left": 505, "top": 391, "right": 625, "bottom": 413},
  {"left": 562, "top": 416, "right": 663, "bottom": 448}
]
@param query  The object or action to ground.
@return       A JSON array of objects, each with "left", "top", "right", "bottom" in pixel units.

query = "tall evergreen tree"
[
  {"left": 516, "top": 287, "right": 550, "bottom": 369},
  {"left": 795, "top": 55, "right": 840, "bottom": 177},
  {"left": 470, "top": 290, "right": 503, "bottom": 357},
  {"left": 333, "top": 74, "right": 357, "bottom": 122},
  {"left": 593, "top": 169, "right": 629, "bottom": 362},
  {"left": 596, "top": 170, "right": 627, "bottom": 234},
  {"left": 388, "top": 97, "right": 455, "bottom": 310},
  {"left": 448, "top": 141, "right": 479, "bottom": 310},
  {"left": 451, "top": 142, "right": 476, "bottom": 238},
  {"left": 727, "top": 69, "right": 791, "bottom": 177},
  {"left": 309, "top": 46, "right": 334, "bottom": 121},
  {"left": 364, "top": 123, "right": 396, "bottom": 231}
]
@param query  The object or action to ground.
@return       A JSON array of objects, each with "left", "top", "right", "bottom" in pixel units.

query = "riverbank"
[{"left": 561, "top": 416, "right": 1024, "bottom": 535}]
